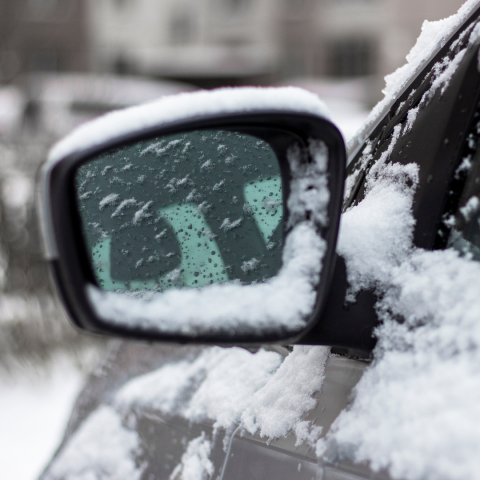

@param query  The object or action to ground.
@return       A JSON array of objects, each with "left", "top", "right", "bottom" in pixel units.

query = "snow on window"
[
  {"left": 132, "top": 201, "right": 153, "bottom": 225},
  {"left": 287, "top": 139, "right": 330, "bottom": 228},
  {"left": 88, "top": 210, "right": 326, "bottom": 335},
  {"left": 319, "top": 245, "right": 480, "bottom": 479},
  {"left": 338, "top": 151, "right": 419, "bottom": 301},
  {"left": 46, "top": 406, "right": 142, "bottom": 480},
  {"left": 240, "top": 258, "right": 260, "bottom": 273},
  {"left": 219, "top": 217, "right": 243, "bottom": 231},
  {"left": 112, "top": 198, "right": 136, "bottom": 218}
]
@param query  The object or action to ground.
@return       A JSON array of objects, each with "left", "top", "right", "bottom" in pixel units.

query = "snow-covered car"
[{"left": 37, "top": 2, "right": 480, "bottom": 479}]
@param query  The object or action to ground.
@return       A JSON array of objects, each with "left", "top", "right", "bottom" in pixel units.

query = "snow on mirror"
[{"left": 74, "top": 129, "right": 330, "bottom": 337}]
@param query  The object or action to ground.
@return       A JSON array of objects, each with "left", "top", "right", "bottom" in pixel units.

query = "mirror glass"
[{"left": 75, "top": 130, "right": 284, "bottom": 296}]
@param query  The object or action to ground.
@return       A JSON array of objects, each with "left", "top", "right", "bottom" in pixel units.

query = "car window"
[{"left": 447, "top": 110, "right": 480, "bottom": 259}]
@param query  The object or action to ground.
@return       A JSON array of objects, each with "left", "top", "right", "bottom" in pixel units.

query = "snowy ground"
[
  {"left": 0, "top": 358, "right": 85, "bottom": 480},
  {"left": 0, "top": 97, "right": 368, "bottom": 480}
]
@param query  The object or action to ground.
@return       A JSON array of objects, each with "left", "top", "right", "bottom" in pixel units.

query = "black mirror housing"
[{"left": 38, "top": 87, "right": 346, "bottom": 345}]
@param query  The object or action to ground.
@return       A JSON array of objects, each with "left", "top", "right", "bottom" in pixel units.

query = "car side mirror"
[{"left": 38, "top": 87, "right": 346, "bottom": 344}]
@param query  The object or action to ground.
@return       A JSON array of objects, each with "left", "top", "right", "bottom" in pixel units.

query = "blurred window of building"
[
  {"left": 282, "top": 47, "right": 307, "bottom": 78},
  {"left": 113, "top": 0, "right": 130, "bottom": 8},
  {"left": 223, "top": 0, "right": 250, "bottom": 13},
  {"left": 0, "top": 52, "right": 21, "bottom": 83},
  {"left": 25, "top": 0, "right": 72, "bottom": 22},
  {"left": 283, "top": 0, "right": 310, "bottom": 17},
  {"left": 170, "top": 11, "right": 193, "bottom": 45},
  {"left": 113, "top": 56, "right": 132, "bottom": 75},
  {"left": 30, "top": 49, "right": 60, "bottom": 72},
  {"left": 329, "top": 0, "right": 377, "bottom": 3},
  {"left": 327, "top": 38, "right": 377, "bottom": 78}
]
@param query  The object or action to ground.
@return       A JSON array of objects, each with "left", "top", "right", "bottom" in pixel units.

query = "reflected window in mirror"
[{"left": 75, "top": 130, "right": 284, "bottom": 295}]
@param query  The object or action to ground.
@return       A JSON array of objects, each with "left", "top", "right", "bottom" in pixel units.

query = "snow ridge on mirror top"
[{"left": 47, "top": 86, "right": 330, "bottom": 164}]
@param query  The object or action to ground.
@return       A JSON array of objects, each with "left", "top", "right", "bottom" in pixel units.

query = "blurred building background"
[
  {"left": 1, "top": 0, "right": 466, "bottom": 96},
  {"left": 0, "top": 1, "right": 469, "bottom": 479}
]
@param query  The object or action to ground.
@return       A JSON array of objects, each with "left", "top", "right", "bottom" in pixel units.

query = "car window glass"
[{"left": 447, "top": 122, "right": 480, "bottom": 260}]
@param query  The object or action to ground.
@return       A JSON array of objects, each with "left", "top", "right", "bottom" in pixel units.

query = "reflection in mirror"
[{"left": 75, "top": 130, "right": 284, "bottom": 296}]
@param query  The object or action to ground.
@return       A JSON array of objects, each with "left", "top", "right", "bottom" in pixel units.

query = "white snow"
[
  {"left": 133, "top": 201, "right": 153, "bottom": 225},
  {"left": 320, "top": 245, "right": 480, "bottom": 480},
  {"left": 170, "top": 433, "right": 213, "bottom": 480},
  {"left": 459, "top": 195, "right": 479, "bottom": 220},
  {"left": 241, "top": 258, "right": 260, "bottom": 273},
  {"left": 99, "top": 193, "right": 119, "bottom": 210},
  {"left": 0, "top": 360, "right": 85, "bottom": 480},
  {"left": 338, "top": 159, "right": 419, "bottom": 301},
  {"left": 241, "top": 346, "right": 329, "bottom": 441},
  {"left": 287, "top": 140, "right": 330, "bottom": 228},
  {"left": 219, "top": 217, "right": 243, "bottom": 231},
  {"left": 115, "top": 345, "right": 329, "bottom": 446},
  {"left": 46, "top": 405, "right": 142, "bottom": 480},
  {"left": 348, "top": 0, "right": 480, "bottom": 152},
  {"left": 317, "top": 10, "right": 480, "bottom": 471},
  {"left": 115, "top": 347, "right": 283, "bottom": 429},
  {"left": 112, "top": 198, "right": 136, "bottom": 217},
  {"left": 47, "top": 87, "right": 329, "bottom": 165}
]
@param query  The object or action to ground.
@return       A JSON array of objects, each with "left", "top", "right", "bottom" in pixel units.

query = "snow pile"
[
  {"left": 322, "top": 246, "right": 480, "bottom": 479},
  {"left": 320, "top": 79, "right": 480, "bottom": 479},
  {"left": 339, "top": 130, "right": 419, "bottom": 300},
  {"left": 116, "top": 345, "right": 329, "bottom": 443},
  {"left": 115, "top": 347, "right": 283, "bottom": 431},
  {"left": 114, "top": 345, "right": 328, "bottom": 479},
  {"left": 241, "top": 346, "right": 329, "bottom": 442},
  {"left": 170, "top": 433, "right": 213, "bottom": 480},
  {"left": 349, "top": 0, "right": 480, "bottom": 151},
  {"left": 87, "top": 140, "right": 330, "bottom": 337},
  {"left": 46, "top": 406, "right": 142, "bottom": 480},
  {"left": 48, "top": 86, "right": 329, "bottom": 164}
]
